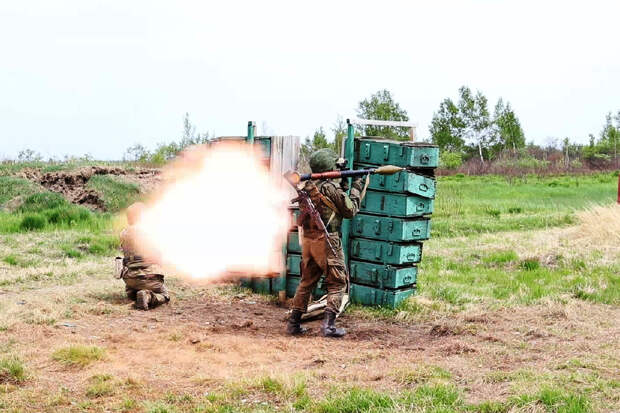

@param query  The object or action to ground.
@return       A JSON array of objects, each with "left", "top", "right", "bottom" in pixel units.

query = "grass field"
[{"left": 0, "top": 171, "right": 618, "bottom": 412}]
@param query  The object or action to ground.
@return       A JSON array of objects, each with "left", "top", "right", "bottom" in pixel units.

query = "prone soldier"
[{"left": 286, "top": 149, "right": 363, "bottom": 337}]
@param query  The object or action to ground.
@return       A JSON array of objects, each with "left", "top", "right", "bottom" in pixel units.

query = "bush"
[
  {"left": 570, "top": 159, "right": 583, "bottom": 169},
  {"left": 439, "top": 152, "right": 463, "bottom": 170},
  {"left": 20, "top": 214, "right": 46, "bottom": 231}
]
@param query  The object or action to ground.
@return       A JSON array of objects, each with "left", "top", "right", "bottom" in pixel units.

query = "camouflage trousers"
[
  {"left": 292, "top": 231, "right": 347, "bottom": 314},
  {"left": 123, "top": 274, "right": 170, "bottom": 308}
]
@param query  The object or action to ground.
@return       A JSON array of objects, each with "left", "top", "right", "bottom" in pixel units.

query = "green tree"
[
  {"left": 356, "top": 89, "right": 410, "bottom": 140},
  {"left": 300, "top": 127, "right": 334, "bottom": 163},
  {"left": 332, "top": 116, "right": 347, "bottom": 155},
  {"left": 492, "top": 98, "right": 525, "bottom": 155},
  {"left": 429, "top": 98, "right": 464, "bottom": 152},
  {"left": 430, "top": 87, "right": 524, "bottom": 162},
  {"left": 458, "top": 86, "right": 492, "bottom": 163}
]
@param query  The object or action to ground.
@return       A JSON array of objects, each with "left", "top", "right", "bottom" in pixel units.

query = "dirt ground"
[
  {"left": 18, "top": 166, "right": 160, "bottom": 211},
  {"left": 3, "top": 285, "right": 618, "bottom": 410}
]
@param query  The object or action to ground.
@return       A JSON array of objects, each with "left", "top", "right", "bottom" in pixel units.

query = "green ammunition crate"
[
  {"left": 361, "top": 190, "right": 434, "bottom": 217},
  {"left": 350, "top": 283, "right": 415, "bottom": 308},
  {"left": 355, "top": 163, "right": 436, "bottom": 198},
  {"left": 251, "top": 277, "right": 271, "bottom": 294},
  {"left": 351, "top": 214, "right": 431, "bottom": 242},
  {"left": 350, "top": 260, "right": 417, "bottom": 289},
  {"left": 350, "top": 238, "right": 422, "bottom": 265},
  {"left": 255, "top": 137, "right": 271, "bottom": 158},
  {"left": 287, "top": 231, "right": 301, "bottom": 253},
  {"left": 286, "top": 275, "right": 326, "bottom": 298},
  {"left": 355, "top": 139, "right": 439, "bottom": 168},
  {"left": 272, "top": 275, "right": 286, "bottom": 293},
  {"left": 287, "top": 254, "right": 302, "bottom": 275},
  {"left": 289, "top": 208, "right": 300, "bottom": 230}
]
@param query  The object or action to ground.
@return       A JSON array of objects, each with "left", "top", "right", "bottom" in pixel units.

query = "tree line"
[
  {"left": 303, "top": 88, "right": 619, "bottom": 173},
  {"left": 11, "top": 89, "right": 617, "bottom": 174}
]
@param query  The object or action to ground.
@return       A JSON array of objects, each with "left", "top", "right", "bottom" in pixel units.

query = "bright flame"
[{"left": 132, "top": 142, "right": 290, "bottom": 281}]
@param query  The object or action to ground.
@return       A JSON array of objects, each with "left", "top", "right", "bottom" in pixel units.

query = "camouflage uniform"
[
  {"left": 291, "top": 179, "right": 362, "bottom": 314},
  {"left": 120, "top": 228, "right": 169, "bottom": 309}
]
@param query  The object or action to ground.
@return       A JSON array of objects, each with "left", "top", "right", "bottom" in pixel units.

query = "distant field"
[{"left": 432, "top": 173, "right": 619, "bottom": 237}]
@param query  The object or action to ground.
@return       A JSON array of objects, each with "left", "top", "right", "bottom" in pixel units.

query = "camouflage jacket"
[
  {"left": 119, "top": 227, "right": 163, "bottom": 280},
  {"left": 300, "top": 179, "right": 362, "bottom": 234}
]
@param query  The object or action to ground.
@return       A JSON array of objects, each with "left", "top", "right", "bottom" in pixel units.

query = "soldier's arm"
[{"left": 322, "top": 179, "right": 363, "bottom": 219}]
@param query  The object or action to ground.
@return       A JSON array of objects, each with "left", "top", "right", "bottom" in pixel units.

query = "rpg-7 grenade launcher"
[{"left": 283, "top": 165, "right": 404, "bottom": 186}]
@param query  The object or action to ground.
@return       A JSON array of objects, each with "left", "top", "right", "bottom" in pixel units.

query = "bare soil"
[
  {"left": 4, "top": 287, "right": 618, "bottom": 410},
  {"left": 18, "top": 166, "right": 160, "bottom": 211}
]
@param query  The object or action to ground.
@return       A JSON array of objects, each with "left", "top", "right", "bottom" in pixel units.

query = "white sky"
[{"left": 1, "top": 0, "right": 619, "bottom": 160}]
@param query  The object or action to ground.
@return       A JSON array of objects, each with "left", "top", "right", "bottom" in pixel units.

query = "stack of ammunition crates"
[
  {"left": 250, "top": 137, "right": 439, "bottom": 309},
  {"left": 347, "top": 138, "right": 439, "bottom": 308}
]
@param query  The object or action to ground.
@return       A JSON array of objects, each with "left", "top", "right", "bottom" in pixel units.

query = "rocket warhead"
[
  {"left": 375, "top": 165, "right": 405, "bottom": 175},
  {"left": 283, "top": 170, "right": 301, "bottom": 185}
]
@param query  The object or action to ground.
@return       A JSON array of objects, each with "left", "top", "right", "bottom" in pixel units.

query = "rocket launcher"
[{"left": 283, "top": 165, "right": 404, "bottom": 186}]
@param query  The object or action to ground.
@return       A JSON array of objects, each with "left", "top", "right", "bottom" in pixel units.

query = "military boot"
[
  {"left": 136, "top": 290, "right": 151, "bottom": 310},
  {"left": 321, "top": 311, "right": 346, "bottom": 338},
  {"left": 286, "top": 309, "right": 308, "bottom": 335}
]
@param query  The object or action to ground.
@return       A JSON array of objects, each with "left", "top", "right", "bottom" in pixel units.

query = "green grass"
[
  {"left": 51, "top": 345, "right": 105, "bottom": 367},
  {"left": 432, "top": 173, "right": 618, "bottom": 238},
  {"left": 392, "top": 365, "right": 452, "bottom": 385},
  {"left": 0, "top": 176, "right": 41, "bottom": 206},
  {"left": 0, "top": 357, "right": 26, "bottom": 383},
  {"left": 86, "top": 175, "right": 140, "bottom": 212},
  {"left": 416, "top": 255, "right": 620, "bottom": 309},
  {"left": 18, "top": 192, "right": 67, "bottom": 212},
  {"left": 85, "top": 374, "right": 115, "bottom": 398}
]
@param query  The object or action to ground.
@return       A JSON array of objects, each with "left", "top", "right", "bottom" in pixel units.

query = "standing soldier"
[
  {"left": 119, "top": 202, "right": 170, "bottom": 310},
  {"left": 287, "top": 149, "right": 363, "bottom": 337}
]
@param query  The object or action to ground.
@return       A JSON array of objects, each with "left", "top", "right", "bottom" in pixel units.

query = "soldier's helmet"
[{"left": 309, "top": 148, "right": 338, "bottom": 173}]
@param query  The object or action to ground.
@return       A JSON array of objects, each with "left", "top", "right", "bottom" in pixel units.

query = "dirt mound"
[
  {"left": 38, "top": 168, "right": 105, "bottom": 210},
  {"left": 18, "top": 166, "right": 161, "bottom": 211}
]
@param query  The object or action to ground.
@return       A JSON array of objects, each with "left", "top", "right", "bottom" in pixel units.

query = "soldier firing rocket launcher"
[
  {"left": 283, "top": 164, "right": 405, "bottom": 186},
  {"left": 282, "top": 163, "right": 405, "bottom": 323}
]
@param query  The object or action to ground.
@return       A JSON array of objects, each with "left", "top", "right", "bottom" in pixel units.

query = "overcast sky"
[{"left": 1, "top": 0, "right": 619, "bottom": 160}]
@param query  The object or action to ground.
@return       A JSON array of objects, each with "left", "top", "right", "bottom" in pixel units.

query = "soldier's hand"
[
  {"left": 352, "top": 177, "right": 364, "bottom": 192},
  {"left": 339, "top": 179, "right": 349, "bottom": 192}
]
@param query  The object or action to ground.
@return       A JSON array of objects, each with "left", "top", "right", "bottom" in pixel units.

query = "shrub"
[
  {"left": 20, "top": 213, "right": 46, "bottom": 231},
  {"left": 570, "top": 159, "right": 583, "bottom": 169},
  {"left": 439, "top": 152, "right": 463, "bottom": 170}
]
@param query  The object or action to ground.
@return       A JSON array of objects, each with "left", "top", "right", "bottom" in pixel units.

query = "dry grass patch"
[{"left": 52, "top": 344, "right": 105, "bottom": 367}]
